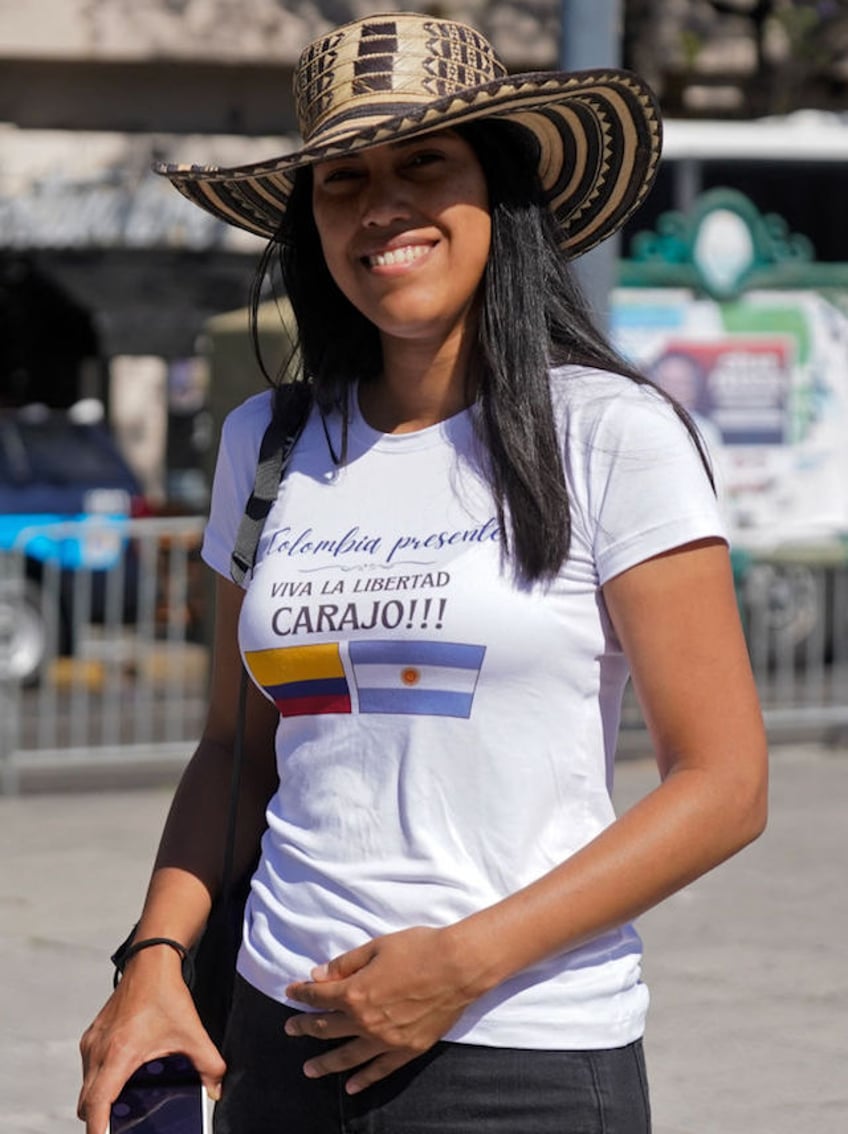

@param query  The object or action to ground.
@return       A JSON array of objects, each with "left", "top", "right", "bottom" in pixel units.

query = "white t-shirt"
[{"left": 202, "top": 366, "right": 726, "bottom": 1050}]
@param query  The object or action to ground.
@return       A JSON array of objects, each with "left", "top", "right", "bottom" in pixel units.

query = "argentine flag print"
[
  {"left": 245, "top": 639, "right": 486, "bottom": 720},
  {"left": 349, "top": 640, "right": 485, "bottom": 717}
]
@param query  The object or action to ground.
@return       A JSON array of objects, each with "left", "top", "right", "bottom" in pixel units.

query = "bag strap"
[
  {"left": 221, "top": 381, "right": 313, "bottom": 895},
  {"left": 230, "top": 381, "right": 313, "bottom": 586},
  {"left": 111, "top": 387, "right": 313, "bottom": 975},
  {"left": 219, "top": 664, "right": 250, "bottom": 899}
]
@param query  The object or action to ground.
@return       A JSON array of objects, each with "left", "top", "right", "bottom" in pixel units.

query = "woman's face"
[{"left": 311, "top": 130, "right": 491, "bottom": 354}]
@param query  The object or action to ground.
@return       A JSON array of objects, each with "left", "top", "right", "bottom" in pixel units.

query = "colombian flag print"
[{"left": 245, "top": 643, "right": 352, "bottom": 717}]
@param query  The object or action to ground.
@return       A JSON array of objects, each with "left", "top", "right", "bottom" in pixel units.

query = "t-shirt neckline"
[{"left": 347, "top": 382, "right": 476, "bottom": 452}]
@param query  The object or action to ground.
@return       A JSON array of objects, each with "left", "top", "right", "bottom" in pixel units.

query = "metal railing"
[
  {"left": 3, "top": 523, "right": 848, "bottom": 792},
  {"left": 734, "top": 542, "right": 848, "bottom": 737},
  {"left": 619, "top": 541, "right": 848, "bottom": 743},
  {"left": 1, "top": 515, "right": 209, "bottom": 793}
]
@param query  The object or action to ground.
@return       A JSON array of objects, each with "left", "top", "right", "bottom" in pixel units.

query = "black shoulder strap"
[
  {"left": 230, "top": 382, "right": 312, "bottom": 586},
  {"left": 220, "top": 382, "right": 312, "bottom": 902}
]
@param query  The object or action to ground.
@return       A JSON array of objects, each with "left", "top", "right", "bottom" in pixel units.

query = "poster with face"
[
  {"left": 611, "top": 288, "right": 848, "bottom": 544},
  {"left": 646, "top": 338, "right": 792, "bottom": 446}
]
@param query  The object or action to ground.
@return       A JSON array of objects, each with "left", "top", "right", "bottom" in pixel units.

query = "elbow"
[
  {"left": 741, "top": 785, "right": 768, "bottom": 848},
  {"left": 732, "top": 757, "right": 769, "bottom": 851},
  {"left": 751, "top": 774, "right": 769, "bottom": 841}
]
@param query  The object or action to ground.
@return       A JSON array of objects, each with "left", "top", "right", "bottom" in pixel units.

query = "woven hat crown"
[
  {"left": 294, "top": 14, "right": 508, "bottom": 146},
  {"left": 156, "top": 11, "right": 662, "bottom": 258}
]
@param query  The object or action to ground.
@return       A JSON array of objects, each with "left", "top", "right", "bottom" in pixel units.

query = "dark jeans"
[{"left": 215, "top": 976, "right": 651, "bottom": 1134}]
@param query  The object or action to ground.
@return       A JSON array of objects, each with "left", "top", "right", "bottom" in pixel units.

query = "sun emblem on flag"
[{"left": 401, "top": 667, "right": 421, "bottom": 686}]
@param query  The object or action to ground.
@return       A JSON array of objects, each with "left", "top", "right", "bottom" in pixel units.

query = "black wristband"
[{"left": 111, "top": 932, "right": 195, "bottom": 990}]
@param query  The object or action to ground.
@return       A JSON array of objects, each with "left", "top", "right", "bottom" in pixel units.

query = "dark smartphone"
[{"left": 109, "top": 1053, "right": 209, "bottom": 1134}]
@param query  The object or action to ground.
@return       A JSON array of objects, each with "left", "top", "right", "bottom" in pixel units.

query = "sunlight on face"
[{"left": 311, "top": 130, "right": 491, "bottom": 353}]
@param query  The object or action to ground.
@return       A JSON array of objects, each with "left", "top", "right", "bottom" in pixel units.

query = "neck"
[{"left": 360, "top": 323, "right": 477, "bottom": 434}]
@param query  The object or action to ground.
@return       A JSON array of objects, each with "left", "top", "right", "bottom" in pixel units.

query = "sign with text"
[{"left": 647, "top": 337, "right": 793, "bottom": 445}]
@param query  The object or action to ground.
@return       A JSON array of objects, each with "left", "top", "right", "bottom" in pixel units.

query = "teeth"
[{"left": 368, "top": 245, "right": 430, "bottom": 267}]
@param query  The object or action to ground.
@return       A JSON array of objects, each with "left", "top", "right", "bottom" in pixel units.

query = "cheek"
[
  {"left": 312, "top": 200, "right": 350, "bottom": 281},
  {"left": 457, "top": 205, "right": 492, "bottom": 284},
  {"left": 314, "top": 227, "right": 360, "bottom": 307},
  {"left": 313, "top": 217, "right": 339, "bottom": 274}
]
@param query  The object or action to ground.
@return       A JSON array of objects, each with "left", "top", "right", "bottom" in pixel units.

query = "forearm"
[
  {"left": 449, "top": 761, "right": 767, "bottom": 999},
  {"left": 133, "top": 733, "right": 273, "bottom": 949},
  {"left": 78, "top": 577, "right": 265, "bottom": 1132},
  {"left": 124, "top": 578, "right": 279, "bottom": 952},
  {"left": 281, "top": 759, "right": 765, "bottom": 1094},
  {"left": 442, "top": 544, "right": 765, "bottom": 1000}
]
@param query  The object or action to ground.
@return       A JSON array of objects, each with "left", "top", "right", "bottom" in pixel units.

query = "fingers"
[
  {"left": 78, "top": 1023, "right": 134, "bottom": 1132},
  {"left": 305, "top": 1038, "right": 380, "bottom": 1078},
  {"left": 283, "top": 930, "right": 461, "bottom": 1094},
  {"left": 78, "top": 1045, "right": 136, "bottom": 1134},
  {"left": 285, "top": 978, "right": 341, "bottom": 1008},
  {"left": 78, "top": 995, "right": 227, "bottom": 1131},
  {"left": 79, "top": 1042, "right": 226, "bottom": 1133},
  {"left": 293, "top": 1035, "right": 417, "bottom": 1095},
  {"left": 191, "top": 1038, "right": 227, "bottom": 1103},
  {"left": 283, "top": 1012, "right": 424, "bottom": 1095},
  {"left": 286, "top": 949, "right": 375, "bottom": 1008},
  {"left": 297, "top": 1036, "right": 385, "bottom": 1083},
  {"left": 310, "top": 941, "right": 376, "bottom": 983},
  {"left": 344, "top": 1050, "right": 416, "bottom": 1095},
  {"left": 284, "top": 1012, "right": 355, "bottom": 1042}
]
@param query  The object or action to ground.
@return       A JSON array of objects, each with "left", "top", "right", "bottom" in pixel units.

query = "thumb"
[{"left": 312, "top": 941, "right": 376, "bottom": 982}]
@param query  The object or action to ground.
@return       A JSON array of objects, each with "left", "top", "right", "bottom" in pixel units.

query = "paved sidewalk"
[{"left": 2, "top": 743, "right": 846, "bottom": 1133}]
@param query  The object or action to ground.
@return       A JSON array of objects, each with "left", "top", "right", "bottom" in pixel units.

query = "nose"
[{"left": 360, "top": 173, "right": 410, "bottom": 228}]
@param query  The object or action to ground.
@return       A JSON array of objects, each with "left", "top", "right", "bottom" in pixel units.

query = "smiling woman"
[
  {"left": 79, "top": 12, "right": 768, "bottom": 1134},
  {"left": 309, "top": 131, "right": 492, "bottom": 414}
]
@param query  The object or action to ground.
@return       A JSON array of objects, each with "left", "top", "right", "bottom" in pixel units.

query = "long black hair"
[{"left": 251, "top": 119, "right": 711, "bottom": 582}]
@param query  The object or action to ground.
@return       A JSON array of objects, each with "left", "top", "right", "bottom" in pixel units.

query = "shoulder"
[
  {"left": 210, "top": 390, "right": 275, "bottom": 502},
  {"left": 548, "top": 366, "right": 724, "bottom": 580},
  {"left": 549, "top": 365, "right": 681, "bottom": 443},
  {"left": 219, "top": 389, "right": 275, "bottom": 449},
  {"left": 548, "top": 364, "right": 708, "bottom": 475},
  {"left": 203, "top": 391, "right": 275, "bottom": 583}
]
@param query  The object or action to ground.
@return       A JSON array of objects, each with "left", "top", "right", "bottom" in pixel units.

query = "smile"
[{"left": 365, "top": 244, "right": 432, "bottom": 268}]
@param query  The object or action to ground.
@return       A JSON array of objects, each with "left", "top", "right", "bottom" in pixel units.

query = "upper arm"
[
  {"left": 203, "top": 573, "right": 280, "bottom": 797},
  {"left": 602, "top": 538, "right": 768, "bottom": 792}
]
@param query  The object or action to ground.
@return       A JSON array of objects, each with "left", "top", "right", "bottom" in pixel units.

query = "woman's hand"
[
  {"left": 286, "top": 540, "right": 767, "bottom": 1101},
  {"left": 284, "top": 925, "right": 479, "bottom": 1094},
  {"left": 77, "top": 579, "right": 273, "bottom": 1132},
  {"left": 77, "top": 951, "right": 226, "bottom": 1134}
]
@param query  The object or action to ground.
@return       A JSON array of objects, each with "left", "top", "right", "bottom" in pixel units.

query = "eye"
[
  {"left": 405, "top": 149, "right": 444, "bottom": 170},
  {"left": 316, "top": 164, "right": 363, "bottom": 188}
]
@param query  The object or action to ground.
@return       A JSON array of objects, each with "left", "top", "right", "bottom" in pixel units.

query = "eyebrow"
[
  {"left": 391, "top": 131, "right": 456, "bottom": 150},
  {"left": 322, "top": 132, "right": 456, "bottom": 165}
]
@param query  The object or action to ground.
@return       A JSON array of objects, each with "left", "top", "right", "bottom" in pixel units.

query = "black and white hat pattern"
[{"left": 156, "top": 12, "right": 662, "bottom": 258}]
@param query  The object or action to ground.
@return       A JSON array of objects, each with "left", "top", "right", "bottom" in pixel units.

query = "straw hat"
[{"left": 156, "top": 12, "right": 662, "bottom": 259}]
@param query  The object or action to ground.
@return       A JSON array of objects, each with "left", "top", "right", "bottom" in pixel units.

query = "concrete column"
[
  {"left": 559, "top": 0, "right": 623, "bottom": 331},
  {"left": 109, "top": 356, "right": 168, "bottom": 505}
]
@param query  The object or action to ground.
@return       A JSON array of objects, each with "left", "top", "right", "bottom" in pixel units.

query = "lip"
[
  {"left": 361, "top": 243, "right": 435, "bottom": 271},
  {"left": 356, "top": 233, "right": 438, "bottom": 271}
]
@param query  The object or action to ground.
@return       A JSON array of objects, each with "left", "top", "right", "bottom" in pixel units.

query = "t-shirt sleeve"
[
  {"left": 201, "top": 391, "right": 273, "bottom": 584},
  {"left": 562, "top": 375, "right": 727, "bottom": 586}
]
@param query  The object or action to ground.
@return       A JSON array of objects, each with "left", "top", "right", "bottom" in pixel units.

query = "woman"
[{"left": 79, "top": 13, "right": 767, "bottom": 1134}]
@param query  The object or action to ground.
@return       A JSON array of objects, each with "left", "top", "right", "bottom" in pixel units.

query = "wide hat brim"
[{"left": 155, "top": 68, "right": 662, "bottom": 259}]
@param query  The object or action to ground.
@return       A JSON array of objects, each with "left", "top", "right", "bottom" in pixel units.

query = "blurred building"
[
  {"left": 1, "top": 1, "right": 846, "bottom": 503},
  {"left": 0, "top": 0, "right": 562, "bottom": 502},
  {"left": 0, "top": 1, "right": 563, "bottom": 363}
]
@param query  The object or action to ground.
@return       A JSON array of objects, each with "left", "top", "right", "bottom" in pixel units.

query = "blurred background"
[{"left": 2, "top": 0, "right": 848, "bottom": 790}]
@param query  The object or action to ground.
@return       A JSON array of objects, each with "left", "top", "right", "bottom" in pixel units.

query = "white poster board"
[{"left": 611, "top": 288, "right": 848, "bottom": 547}]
